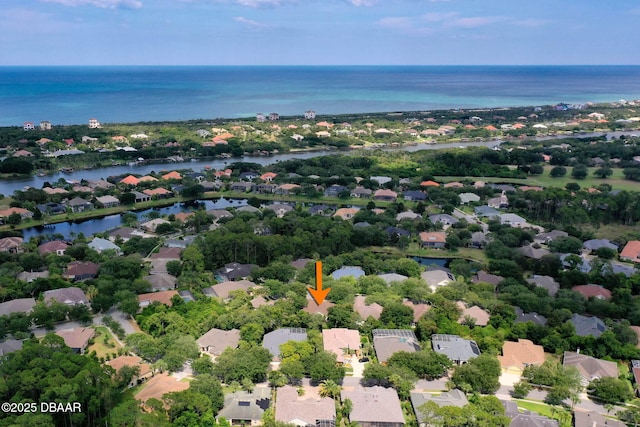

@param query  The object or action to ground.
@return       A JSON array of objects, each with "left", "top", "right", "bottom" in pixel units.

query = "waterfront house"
[
  {"left": 421, "top": 269, "right": 454, "bottom": 291},
  {"left": 67, "top": 197, "right": 93, "bottom": 213},
  {"left": 96, "top": 195, "right": 120, "bottom": 208},
  {"left": 88, "top": 118, "right": 101, "bottom": 128},
  {"left": 161, "top": 171, "right": 182, "bottom": 180},
  {"left": 230, "top": 182, "right": 254, "bottom": 192},
  {"left": 37, "top": 202, "right": 66, "bottom": 215},
  {"left": 351, "top": 186, "right": 372, "bottom": 198},
  {"left": 419, "top": 231, "right": 446, "bottom": 248},
  {"left": 143, "top": 188, "right": 173, "bottom": 199},
  {"left": 324, "top": 185, "right": 348, "bottom": 197},
  {"left": 0, "top": 207, "right": 33, "bottom": 221},
  {"left": 275, "top": 183, "right": 300, "bottom": 195},
  {"left": 119, "top": 175, "right": 140, "bottom": 186}
]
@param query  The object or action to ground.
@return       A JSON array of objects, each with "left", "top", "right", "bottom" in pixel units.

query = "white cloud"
[
  {"left": 224, "top": 0, "right": 296, "bottom": 7},
  {"left": 233, "top": 16, "right": 267, "bottom": 29},
  {"left": 40, "top": 0, "right": 142, "bottom": 8}
]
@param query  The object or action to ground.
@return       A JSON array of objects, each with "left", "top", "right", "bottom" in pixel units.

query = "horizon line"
[{"left": 2, "top": 64, "right": 640, "bottom": 67}]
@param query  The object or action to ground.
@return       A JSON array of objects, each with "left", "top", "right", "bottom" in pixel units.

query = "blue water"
[{"left": 2, "top": 66, "right": 640, "bottom": 126}]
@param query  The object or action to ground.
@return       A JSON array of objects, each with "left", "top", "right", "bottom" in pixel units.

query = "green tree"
[
  {"left": 450, "top": 354, "right": 501, "bottom": 394},
  {"left": 571, "top": 164, "right": 589, "bottom": 179},
  {"left": 588, "top": 377, "right": 634, "bottom": 405},
  {"left": 379, "top": 302, "right": 414, "bottom": 328},
  {"left": 550, "top": 166, "right": 567, "bottom": 177},
  {"left": 318, "top": 380, "right": 342, "bottom": 400}
]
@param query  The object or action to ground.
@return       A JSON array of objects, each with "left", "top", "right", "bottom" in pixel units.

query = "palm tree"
[{"left": 319, "top": 380, "right": 342, "bottom": 401}]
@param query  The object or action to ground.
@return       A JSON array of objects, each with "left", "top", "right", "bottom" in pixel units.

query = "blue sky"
[{"left": 2, "top": 0, "right": 639, "bottom": 65}]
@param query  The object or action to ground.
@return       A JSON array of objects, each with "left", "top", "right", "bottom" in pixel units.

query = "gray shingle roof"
[
  {"left": 431, "top": 334, "right": 480, "bottom": 364},
  {"left": 262, "top": 328, "right": 307, "bottom": 359}
]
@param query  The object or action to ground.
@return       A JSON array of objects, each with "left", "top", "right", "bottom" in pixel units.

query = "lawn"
[
  {"left": 87, "top": 326, "right": 122, "bottom": 360},
  {"left": 514, "top": 399, "right": 572, "bottom": 427}
]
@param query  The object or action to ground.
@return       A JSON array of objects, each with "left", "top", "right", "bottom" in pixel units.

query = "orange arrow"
[{"left": 308, "top": 261, "right": 331, "bottom": 305}]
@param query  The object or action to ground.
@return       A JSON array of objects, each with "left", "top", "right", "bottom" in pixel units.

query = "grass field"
[
  {"left": 437, "top": 166, "right": 640, "bottom": 192},
  {"left": 87, "top": 326, "right": 122, "bottom": 359}
]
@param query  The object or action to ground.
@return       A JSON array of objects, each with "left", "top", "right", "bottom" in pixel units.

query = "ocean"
[{"left": 2, "top": 65, "right": 640, "bottom": 127}]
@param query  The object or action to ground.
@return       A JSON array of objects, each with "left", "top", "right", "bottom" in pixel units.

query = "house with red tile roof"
[
  {"left": 419, "top": 231, "right": 446, "bottom": 248},
  {"left": 621, "top": 241, "right": 640, "bottom": 263},
  {"left": 138, "top": 290, "right": 179, "bottom": 307},
  {"left": 420, "top": 180, "right": 440, "bottom": 187},
  {"left": 143, "top": 187, "right": 173, "bottom": 198},
  {"left": 138, "top": 175, "right": 158, "bottom": 183},
  {"left": 62, "top": 261, "right": 99, "bottom": 281},
  {"left": 353, "top": 295, "right": 383, "bottom": 320},
  {"left": 106, "top": 355, "right": 152, "bottom": 388},
  {"left": 572, "top": 284, "right": 612, "bottom": 300},
  {"left": 161, "top": 171, "right": 182, "bottom": 180},
  {"left": 498, "top": 339, "right": 545, "bottom": 375},
  {"left": 373, "top": 189, "right": 398, "bottom": 201},
  {"left": 135, "top": 373, "right": 189, "bottom": 407},
  {"left": 174, "top": 212, "right": 195, "bottom": 223},
  {"left": 260, "top": 172, "right": 277, "bottom": 182},
  {"left": 38, "top": 240, "right": 69, "bottom": 256},
  {"left": 119, "top": 175, "right": 140, "bottom": 185}
]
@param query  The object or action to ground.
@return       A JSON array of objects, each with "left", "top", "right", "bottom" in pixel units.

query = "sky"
[{"left": 1, "top": 0, "right": 639, "bottom": 66}]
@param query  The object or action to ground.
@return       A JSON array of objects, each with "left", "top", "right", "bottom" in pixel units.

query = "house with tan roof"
[
  {"left": 276, "top": 385, "right": 336, "bottom": 427},
  {"left": 498, "top": 339, "right": 545, "bottom": 375},
  {"left": 143, "top": 188, "right": 173, "bottom": 199},
  {"left": 456, "top": 302, "right": 490, "bottom": 326},
  {"left": 572, "top": 284, "right": 612, "bottom": 300},
  {"left": 55, "top": 327, "right": 95, "bottom": 354},
  {"left": 421, "top": 270, "right": 454, "bottom": 291},
  {"left": 135, "top": 373, "right": 190, "bottom": 407},
  {"left": 197, "top": 328, "right": 241, "bottom": 356},
  {"left": 43, "top": 286, "right": 89, "bottom": 306},
  {"left": 333, "top": 207, "right": 360, "bottom": 220},
  {"left": 0, "top": 207, "right": 33, "bottom": 221},
  {"left": 419, "top": 232, "right": 446, "bottom": 249},
  {"left": 353, "top": 295, "right": 383, "bottom": 321},
  {"left": 373, "top": 189, "right": 398, "bottom": 201},
  {"left": 161, "top": 171, "right": 182, "bottom": 180},
  {"left": 402, "top": 300, "right": 431, "bottom": 324},
  {"left": 341, "top": 386, "right": 405, "bottom": 427},
  {"left": 208, "top": 279, "right": 258, "bottom": 300},
  {"left": 0, "top": 237, "right": 24, "bottom": 254},
  {"left": 138, "top": 290, "right": 179, "bottom": 307},
  {"left": 563, "top": 351, "right": 618, "bottom": 385},
  {"left": 62, "top": 261, "right": 99, "bottom": 281},
  {"left": 106, "top": 355, "right": 152, "bottom": 388},
  {"left": 322, "top": 328, "right": 361, "bottom": 363},
  {"left": 303, "top": 298, "right": 335, "bottom": 317},
  {"left": 0, "top": 297, "right": 36, "bottom": 317}
]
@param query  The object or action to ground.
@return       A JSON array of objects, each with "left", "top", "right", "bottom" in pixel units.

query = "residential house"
[
  {"left": 106, "top": 355, "right": 152, "bottom": 388},
  {"left": 143, "top": 274, "right": 177, "bottom": 291},
  {"left": 132, "top": 191, "right": 151, "bottom": 203},
  {"left": 582, "top": 239, "right": 618, "bottom": 253},
  {"left": 377, "top": 273, "right": 408, "bottom": 285},
  {"left": 0, "top": 339, "right": 24, "bottom": 356},
  {"left": 324, "top": 185, "right": 348, "bottom": 197},
  {"left": 264, "top": 203, "right": 294, "bottom": 217},
  {"left": 55, "top": 327, "right": 95, "bottom": 354},
  {"left": 499, "top": 213, "right": 526, "bottom": 226},
  {"left": 498, "top": 339, "right": 545, "bottom": 375},
  {"left": 230, "top": 182, "right": 255, "bottom": 192},
  {"left": 207, "top": 209, "right": 234, "bottom": 221},
  {"left": 428, "top": 214, "right": 459, "bottom": 227},
  {"left": 403, "top": 300, "right": 431, "bottom": 325},
  {"left": 276, "top": 385, "right": 336, "bottom": 427},
  {"left": 403, "top": 190, "right": 427, "bottom": 201},
  {"left": 275, "top": 184, "right": 301, "bottom": 195},
  {"left": 43, "top": 287, "right": 89, "bottom": 306},
  {"left": 487, "top": 192, "right": 509, "bottom": 209},
  {"left": 0, "top": 237, "right": 24, "bottom": 254},
  {"left": 573, "top": 410, "right": 625, "bottom": 427},
  {"left": 341, "top": 386, "right": 405, "bottom": 427},
  {"left": 88, "top": 237, "right": 122, "bottom": 254},
  {"left": 260, "top": 172, "right": 277, "bottom": 182},
  {"left": 456, "top": 302, "right": 490, "bottom": 326},
  {"left": 421, "top": 269, "right": 454, "bottom": 291},
  {"left": 217, "top": 388, "right": 271, "bottom": 426},
  {"left": 95, "top": 195, "right": 120, "bottom": 209},
  {"left": 263, "top": 328, "right": 307, "bottom": 359},
  {"left": 120, "top": 175, "right": 140, "bottom": 186},
  {"left": 420, "top": 180, "right": 440, "bottom": 187},
  {"left": 302, "top": 298, "right": 335, "bottom": 317},
  {"left": 620, "top": 241, "right": 640, "bottom": 263},
  {"left": 0, "top": 298, "right": 36, "bottom": 317},
  {"left": 396, "top": 211, "right": 420, "bottom": 221},
  {"left": 135, "top": 373, "right": 189, "bottom": 408},
  {"left": 333, "top": 207, "right": 360, "bottom": 220},
  {"left": 161, "top": 171, "right": 182, "bottom": 180},
  {"left": 322, "top": 328, "right": 361, "bottom": 363},
  {"left": 519, "top": 245, "right": 551, "bottom": 260},
  {"left": 534, "top": 230, "right": 569, "bottom": 244},
  {"left": 197, "top": 328, "right": 241, "bottom": 356},
  {"left": 140, "top": 218, "right": 170, "bottom": 232},
  {"left": 143, "top": 188, "right": 173, "bottom": 199},
  {"left": 471, "top": 271, "right": 504, "bottom": 286},
  {"left": 62, "top": 261, "right": 99, "bottom": 281},
  {"left": 459, "top": 193, "right": 480, "bottom": 204},
  {"left": 37, "top": 202, "right": 66, "bottom": 215},
  {"left": 138, "top": 290, "right": 179, "bottom": 308},
  {"left": 474, "top": 205, "right": 500, "bottom": 218},
  {"left": 570, "top": 313, "right": 607, "bottom": 338},
  {"left": 527, "top": 275, "right": 560, "bottom": 296},
  {"left": 572, "top": 284, "right": 612, "bottom": 300},
  {"left": 373, "top": 189, "right": 398, "bottom": 202},
  {"left": 469, "top": 232, "right": 489, "bottom": 249},
  {"left": 411, "top": 390, "right": 468, "bottom": 427},
  {"left": 216, "top": 263, "right": 257, "bottom": 281},
  {"left": 514, "top": 307, "right": 547, "bottom": 326},
  {"left": 17, "top": 271, "right": 49, "bottom": 283},
  {"left": 66, "top": 197, "right": 93, "bottom": 213},
  {"left": 0, "top": 207, "right": 33, "bottom": 221},
  {"left": 372, "top": 329, "right": 421, "bottom": 364},
  {"left": 254, "top": 183, "right": 276, "bottom": 194},
  {"left": 88, "top": 118, "right": 101, "bottom": 128},
  {"left": 331, "top": 266, "right": 365, "bottom": 280},
  {"left": 208, "top": 279, "right": 258, "bottom": 300},
  {"left": 40, "top": 120, "right": 52, "bottom": 130},
  {"left": 385, "top": 227, "right": 411, "bottom": 239},
  {"left": 431, "top": 334, "right": 481, "bottom": 364},
  {"left": 309, "top": 205, "right": 335, "bottom": 216},
  {"left": 563, "top": 351, "right": 618, "bottom": 385},
  {"left": 351, "top": 187, "right": 373, "bottom": 198},
  {"left": 353, "top": 295, "right": 383, "bottom": 321},
  {"left": 370, "top": 176, "right": 392, "bottom": 185},
  {"left": 419, "top": 232, "right": 447, "bottom": 249},
  {"left": 501, "top": 400, "right": 559, "bottom": 427}
]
